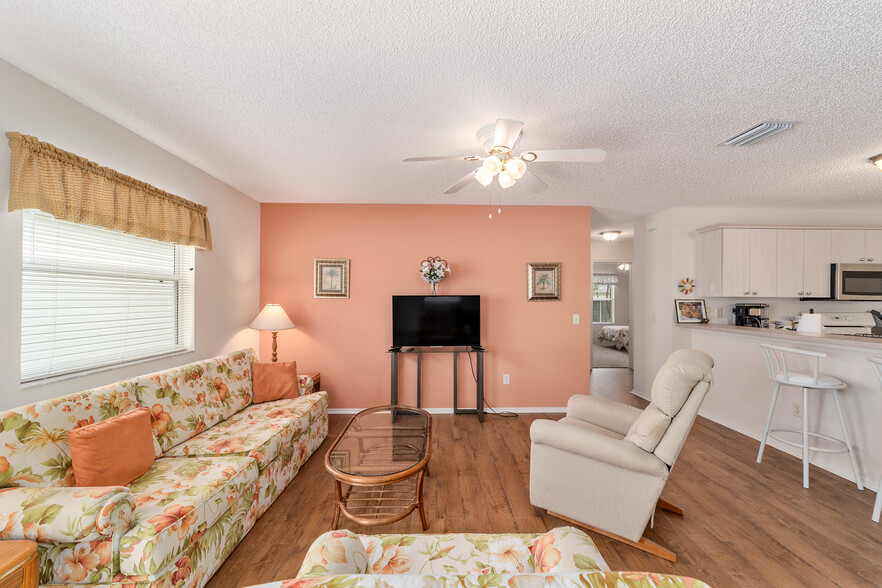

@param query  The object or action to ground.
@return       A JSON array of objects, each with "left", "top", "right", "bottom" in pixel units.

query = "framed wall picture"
[
  {"left": 527, "top": 262, "right": 561, "bottom": 301},
  {"left": 674, "top": 299, "right": 707, "bottom": 323},
  {"left": 315, "top": 258, "right": 350, "bottom": 298}
]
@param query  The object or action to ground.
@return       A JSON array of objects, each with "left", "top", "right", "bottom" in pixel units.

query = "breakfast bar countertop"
[{"left": 676, "top": 322, "right": 882, "bottom": 351}]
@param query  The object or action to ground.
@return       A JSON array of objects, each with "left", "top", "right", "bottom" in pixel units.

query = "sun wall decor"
[{"left": 678, "top": 277, "right": 696, "bottom": 296}]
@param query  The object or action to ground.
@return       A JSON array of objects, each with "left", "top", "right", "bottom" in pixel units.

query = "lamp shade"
[{"left": 250, "top": 304, "right": 295, "bottom": 331}]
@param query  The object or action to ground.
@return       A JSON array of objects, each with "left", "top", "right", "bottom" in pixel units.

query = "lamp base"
[{"left": 271, "top": 331, "right": 279, "bottom": 362}]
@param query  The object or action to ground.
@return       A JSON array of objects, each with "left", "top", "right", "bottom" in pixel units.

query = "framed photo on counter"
[{"left": 675, "top": 299, "right": 707, "bottom": 323}]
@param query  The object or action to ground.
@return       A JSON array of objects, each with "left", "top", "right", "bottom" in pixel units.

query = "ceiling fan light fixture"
[
  {"left": 870, "top": 154, "right": 882, "bottom": 171},
  {"left": 482, "top": 155, "right": 503, "bottom": 176},
  {"left": 601, "top": 231, "right": 621, "bottom": 241},
  {"left": 507, "top": 158, "right": 527, "bottom": 179},
  {"left": 498, "top": 170, "right": 516, "bottom": 188},
  {"left": 475, "top": 168, "right": 494, "bottom": 186}
]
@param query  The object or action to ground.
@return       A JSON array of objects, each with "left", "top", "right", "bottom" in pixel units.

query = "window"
[
  {"left": 21, "top": 210, "right": 194, "bottom": 383},
  {"left": 592, "top": 284, "right": 615, "bottom": 324}
]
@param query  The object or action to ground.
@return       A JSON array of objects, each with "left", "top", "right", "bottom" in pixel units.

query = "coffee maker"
[{"left": 733, "top": 303, "right": 769, "bottom": 328}]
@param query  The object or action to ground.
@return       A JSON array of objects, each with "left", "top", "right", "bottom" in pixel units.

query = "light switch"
[
  {"left": 572, "top": 314, "right": 580, "bottom": 325},
  {"left": 503, "top": 374, "right": 510, "bottom": 385}
]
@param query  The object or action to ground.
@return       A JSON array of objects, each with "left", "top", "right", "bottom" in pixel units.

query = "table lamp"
[{"left": 250, "top": 304, "right": 295, "bottom": 362}]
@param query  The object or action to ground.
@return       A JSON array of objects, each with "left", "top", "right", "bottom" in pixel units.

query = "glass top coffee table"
[{"left": 324, "top": 405, "right": 431, "bottom": 530}]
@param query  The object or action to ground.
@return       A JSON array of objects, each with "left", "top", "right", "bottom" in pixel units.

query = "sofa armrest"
[
  {"left": 0, "top": 486, "right": 134, "bottom": 543},
  {"left": 530, "top": 420, "right": 668, "bottom": 478},
  {"left": 298, "top": 374, "right": 317, "bottom": 395},
  {"left": 566, "top": 394, "right": 643, "bottom": 436}
]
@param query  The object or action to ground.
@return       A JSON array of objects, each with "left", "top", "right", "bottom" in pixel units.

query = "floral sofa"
[
  {"left": 249, "top": 527, "right": 711, "bottom": 588},
  {"left": 0, "top": 349, "right": 328, "bottom": 588}
]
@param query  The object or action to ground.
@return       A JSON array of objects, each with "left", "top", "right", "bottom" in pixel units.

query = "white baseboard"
[{"left": 328, "top": 406, "right": 566, "bottom": 415}]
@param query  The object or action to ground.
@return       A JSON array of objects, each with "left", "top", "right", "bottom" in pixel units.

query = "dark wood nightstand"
[{"left": 0, "top": 541, "right": 38, "bottom": 588}]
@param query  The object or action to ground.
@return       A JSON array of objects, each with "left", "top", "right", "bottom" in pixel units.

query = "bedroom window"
[
  {"left": 592, "top": 284, "right": 615, "bottom": 324},
  {"left": 21, "top": 209, "right": 195, "bottom": 384}
]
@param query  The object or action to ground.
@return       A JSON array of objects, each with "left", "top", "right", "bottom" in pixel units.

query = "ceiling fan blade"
[
  {"left": 493, "top": 119, "right": 524, "bottom": 150},
  {"left": 403, "top": 155, "right": 480, "bottom": 162},
  {"left": 525, "top": 149, "right": 607, "bottom": 163},
  {"left": 443, "top": 169, "right": 481, "bottom": 194},
  {"left": 518, "top": 171, "right": 548, "bottom": 194}
]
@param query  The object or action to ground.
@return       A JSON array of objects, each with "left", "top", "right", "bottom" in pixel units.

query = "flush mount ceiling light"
[
  {"left": 601, "top": 231, "right": 621, "bottom": 241},
  {"left": 403, "top": 119, "right": 606, "bottom": 194},
  {"left": 871, "top": 154, "right": 882, "bottom": 171}
]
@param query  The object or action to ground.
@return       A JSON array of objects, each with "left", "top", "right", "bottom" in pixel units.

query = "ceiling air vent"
[{"left": 720, "top": 121, "right": 796, "bottom": 146}]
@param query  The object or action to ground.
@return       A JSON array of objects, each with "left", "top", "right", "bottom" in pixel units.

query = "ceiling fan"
[{"left": 403, "top": 119, "right": 606, "bottom": 194}]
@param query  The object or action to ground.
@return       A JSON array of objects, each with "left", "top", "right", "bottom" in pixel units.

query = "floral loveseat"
[
  {"left": 249, "top": 527, "right": 711, "bottom": 588},
  {"left": 0, "top": 349, "right": 328, "bottom": 588}
]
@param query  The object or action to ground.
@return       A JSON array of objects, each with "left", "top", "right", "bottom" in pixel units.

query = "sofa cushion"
[
  {"left": 252, "top": 361, "right": 300, "bottom": 403},
  {"left": 69, "top": 408, "right": 156, "bottom": 486},
  {"left": 132, "top": 349, "right": 257, "bottom": 452},
  {"left": 162, "top": 392, "right": 328, "bottom": 469},
  {"left": 204, "top": 348, "right": 257, "bottom": 419},
  {"left": 624, "top": 405, "right": 672, "bottom": 452},
  {"left": 119, "top": 455, "right": 258, "bottom": 579},
  {"left": 0, "top": 382, "right": 158, "bottom": 488}
]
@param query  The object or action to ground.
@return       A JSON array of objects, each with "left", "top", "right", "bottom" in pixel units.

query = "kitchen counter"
[
  {"left": 672, "top": 321, "right": 882, "bottom": 493},
  {"left": 676, "top": 322, "right": 882, "bottom": 351}
]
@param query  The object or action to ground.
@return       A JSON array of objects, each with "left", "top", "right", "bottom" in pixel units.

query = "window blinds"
[
  {"left": 21, "top": 209, "right": 195, "bottom": 383},
  {"left": 593, "top": 272, "right": 620, "bottom": 285}
]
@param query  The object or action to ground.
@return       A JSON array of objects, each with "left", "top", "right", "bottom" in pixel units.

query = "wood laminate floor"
[{"left": 208, "top": 368, "right": 882, "bottom": 588}]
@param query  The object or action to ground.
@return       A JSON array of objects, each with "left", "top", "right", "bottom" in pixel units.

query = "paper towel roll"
[{"left": 797, "top": 313, "right": 823, "bottom": 333}]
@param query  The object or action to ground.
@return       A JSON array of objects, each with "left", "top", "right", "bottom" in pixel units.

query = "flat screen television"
[{"left": 392, "top": 295, "right": 481, "bottom": 348}]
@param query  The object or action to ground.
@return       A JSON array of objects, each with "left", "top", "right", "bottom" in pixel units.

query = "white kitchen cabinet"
[
  {"left": 701, "top": 228, "right": 776, "bottom": 297},
  {"left": 803, "top": 230, "right": 832, "bottom": 297},
  {"left": 700, "top": 225, "right": 880, "bottom": 298},
  {"left": 720, "top": 229, "right": 751, "bottom": 296},
  {"left": 776, "top": 230, "right": 804, "bottom": 297},
  {"left": 865, "top": 230, "right": 882, "bottom": 263},
  {"left": 776, "top": 230, "right": 831, "bottom": 298},
  {"left": 831, "top": 230, "right": 866, "bottom": 263},
  {"left": 749, "top": 229, "right": 777, "bottom": 296}
]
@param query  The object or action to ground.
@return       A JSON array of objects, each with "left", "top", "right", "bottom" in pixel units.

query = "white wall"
[
  {"left": 633, "top": 206, "right": 882, "bottom": 488},
  {"left": 591, "top": 238, "right": 634, "bottom": 263},
  {"left": 0, "top": 59, "right": 261, "bottom": 409}
]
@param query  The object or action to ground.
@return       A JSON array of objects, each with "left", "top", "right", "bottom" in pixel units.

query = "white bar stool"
[
  {"left": 757, "top": 344, "right": 863, "bottom": 490},
  {"left": 869, "top": 357, "right": 882, "bottom": 522}
]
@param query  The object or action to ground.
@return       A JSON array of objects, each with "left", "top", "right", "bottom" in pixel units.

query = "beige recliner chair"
[{"left": 529, "top": 349, "right": 714, "bottom": 562}]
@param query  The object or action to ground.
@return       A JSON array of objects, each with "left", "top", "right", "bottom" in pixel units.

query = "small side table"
[
  {"left": 303, "top": 371, "right": 321, "bottom": 393},
  {"left": 0, "top": 541, "right": 38, "bottom": 588}
]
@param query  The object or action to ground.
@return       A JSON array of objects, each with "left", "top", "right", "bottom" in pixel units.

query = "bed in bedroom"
[{"left": 597, "top": 325, "right": 630, "bottom": 350}]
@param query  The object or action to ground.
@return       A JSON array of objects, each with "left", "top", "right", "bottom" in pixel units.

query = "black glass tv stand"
[{"left": 387, "top": 346, "right": 485, "bottom": 422}]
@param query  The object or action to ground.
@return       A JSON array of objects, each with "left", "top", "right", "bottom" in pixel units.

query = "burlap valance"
[{"left": 7, "top": 132, "right": 212, "bottom": 250}]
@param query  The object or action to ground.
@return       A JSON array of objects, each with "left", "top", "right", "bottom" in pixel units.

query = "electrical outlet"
[
  {"left": 792, "top": 402, "right": 801, "bottom": 417},
  {"left": 572, "top": 314, "right": 580, "bottom": 325},
  {"left": 714, "top": 307, "right": 723, "bottom": 319},
  {"left": 503, "top": 374, "right": 510, "bottom": 385}
]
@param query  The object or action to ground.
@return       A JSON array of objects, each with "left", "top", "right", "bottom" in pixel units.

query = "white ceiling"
[{"left": 1, "top": 1, "right": 881, "bottom": 220}]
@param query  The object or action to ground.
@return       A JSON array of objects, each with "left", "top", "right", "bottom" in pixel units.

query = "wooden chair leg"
[
  {"left": 547, "top": 510, "right": 677, "bottom": 563},
  {"left": 657, "top": 498, "right": 684, "bottom": 516}
]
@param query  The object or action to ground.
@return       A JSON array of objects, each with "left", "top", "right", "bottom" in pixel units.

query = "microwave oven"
[{"left": 832, "top": 263, "right": 882, "bottom": 301}]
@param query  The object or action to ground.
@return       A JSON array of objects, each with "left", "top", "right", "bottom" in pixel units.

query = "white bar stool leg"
[
  {"left": 802, "top": 387, "right": 810, "bottom": 489},
  {"left": 831, "top": 388, "right": 864, "bottom": 490},
  {"left": 873, "top": 478, "right": 882, "bottom": 523},
  {"left": 757, "top": 383, "right": 781, "bottom": 464}
]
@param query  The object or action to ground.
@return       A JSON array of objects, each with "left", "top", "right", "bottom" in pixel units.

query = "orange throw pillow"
[
  {"left": 252, "top": 361, "right": 299, "bottom": 403},
  {"left": 69, "top": 408, "right": 156, "bottom": 486}
]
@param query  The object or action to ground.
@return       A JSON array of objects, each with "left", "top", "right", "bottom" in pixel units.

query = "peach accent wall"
[{"left": 259, "top": 204, "right": 591, "bottom": 409}]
